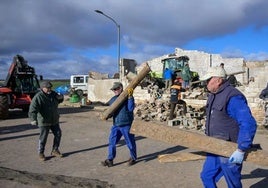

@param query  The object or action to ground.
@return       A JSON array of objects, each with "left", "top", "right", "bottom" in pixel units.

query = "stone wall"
[
  {"left": 87, "top": 78, "right": 119, "bottom": 102},
  {"left": 237, "top": 62, "right": 268, "bottom": 125}
]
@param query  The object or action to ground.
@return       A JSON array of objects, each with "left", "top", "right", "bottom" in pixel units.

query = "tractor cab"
[{"left": 161, "top": 55, "right": 190, "bottom": 82}]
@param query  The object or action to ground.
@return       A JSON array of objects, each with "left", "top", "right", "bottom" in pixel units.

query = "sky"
[{"left": 1, "top": 0, "right": 268, "bottom": 80}]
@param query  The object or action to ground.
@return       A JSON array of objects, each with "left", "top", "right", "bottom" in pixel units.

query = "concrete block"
[{"left": 168, "top": 119, "right": 179, "bottom": 126}]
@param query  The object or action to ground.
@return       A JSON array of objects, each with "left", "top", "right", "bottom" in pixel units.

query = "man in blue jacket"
[
  {"left": 101, "top": 82, "right": 137, "bottom": 167},
  {"left": 163, "top": 68, "right": 173, "bottom": 90},
  {"left": 200, "top": 67, "right": 256, "bottom": 188}
]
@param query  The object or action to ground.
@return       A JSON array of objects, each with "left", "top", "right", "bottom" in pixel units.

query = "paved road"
[{"left": 0, "top": 106, "right": 268, "bottom": 188}]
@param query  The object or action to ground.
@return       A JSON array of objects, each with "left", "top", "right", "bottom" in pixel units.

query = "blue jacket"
[
  {"left": 163, "top": 68, "right": 173, "bottom": 80},
  {"left": 108, "top": 96, "right": 135, "bottom": 126},
  {"left": 205, "top": 81, "right": 256, "bottom": 151}
]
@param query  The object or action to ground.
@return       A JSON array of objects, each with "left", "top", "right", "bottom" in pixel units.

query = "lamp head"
[{"left": 95, "top": 10, "right": 103, "bottom": 14}]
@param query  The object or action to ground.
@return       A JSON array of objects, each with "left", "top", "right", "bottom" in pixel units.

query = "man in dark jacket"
[
  {"left": 28, "top": 81, "right": 64, "bottom": 161},
  {"left": 259, "top": 82, "right": 268, "bottom": 127},
  {"left": 181, "top": 63, "right": 191, "bottom": 89},
  {"left": 101, "top": 82, "right": 137, "bottom": 167},
  {"left": 200, "top": 67, "right": 256, "bottom": 188},
  {"left": 259, "top": 83, "right": 268, "bottom": 100},
  {"left": 169, "top": 81, "right": 186, "bottom": 120}
]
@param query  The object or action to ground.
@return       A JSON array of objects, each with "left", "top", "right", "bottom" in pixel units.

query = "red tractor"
[{"left": 0, "top": 55, "right": 41, "bottom": 119}]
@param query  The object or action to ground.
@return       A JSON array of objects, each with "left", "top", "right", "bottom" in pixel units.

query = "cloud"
[
  {"left": 244, "top": 52, "right": 268, "bottom": 61},
  {"left": 0, "top": 0, "right": 268, "bottom": 79}
]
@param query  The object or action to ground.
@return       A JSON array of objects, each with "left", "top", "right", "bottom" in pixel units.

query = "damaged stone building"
[{"left": 88, "top": 48, "right": 268, "bottom": 128}]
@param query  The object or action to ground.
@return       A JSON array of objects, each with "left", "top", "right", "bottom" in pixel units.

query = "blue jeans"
[
  {"left": 200, "top": 153, "right": 242, "bottom": 188},
  {"left": 107, "top": 125, "right": 137, "bottom": 161},
  {"left": 182, "top": 80, "right": 190, "bottom": 89}
]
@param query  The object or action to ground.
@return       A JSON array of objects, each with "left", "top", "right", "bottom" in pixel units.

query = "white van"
[{"left": 70, "top": 75, "right": 88, "bottom": 94}]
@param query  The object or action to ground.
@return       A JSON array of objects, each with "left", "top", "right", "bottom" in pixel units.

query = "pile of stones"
[{"left": 134, "top": 97, "right": 206, "bottom": 132}]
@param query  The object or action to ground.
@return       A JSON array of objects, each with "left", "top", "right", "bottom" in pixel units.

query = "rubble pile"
[
  {"left": 134, "top": 98, "right": 206, "bottom": 132},
  {"left": 182, "top": 87, "right": 208, "bottom": 100},
  {"left": 168, "top": 106, "right": 206, "bottom": 131},
  {"left": 134, "top": 99, "right": 169, "bottom": 122}
]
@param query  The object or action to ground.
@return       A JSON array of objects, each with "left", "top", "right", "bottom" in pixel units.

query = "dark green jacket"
[
  {"left": 28, "top": 90, "right": 62, "bottom": 126},
  {"left": 181, "top": 66, "right": 191, "bottom": 81}
]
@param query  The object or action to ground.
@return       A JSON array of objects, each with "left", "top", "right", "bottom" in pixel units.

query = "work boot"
[
  {"left": 51, "top": 149, "right": 63, "bottom": 158},
  {"left": 126, "top": 158, "right": 136, "bottom": 166},
  {"left": 39, "top": 153, "right": 46, "bottom": 161},
  {"left": 101, "top": 159, "right": 113, "bottom": 167}
]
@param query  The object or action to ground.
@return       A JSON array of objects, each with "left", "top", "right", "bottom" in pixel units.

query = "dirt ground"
[{"left": 0, "top": 105, "right": 268, "bottom": 188}]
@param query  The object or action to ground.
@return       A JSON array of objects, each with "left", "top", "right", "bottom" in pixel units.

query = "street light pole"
[{"left": 95, "top": 10, "right": 121, "bottom": 77}]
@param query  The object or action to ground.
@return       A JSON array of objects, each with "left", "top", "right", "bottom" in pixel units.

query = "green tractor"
[
  {"left": 161, "top": 55, "right": 199, "bottom": 83},
  {"left": 147, "top": 55, "right": 200, "bottom": 89}
]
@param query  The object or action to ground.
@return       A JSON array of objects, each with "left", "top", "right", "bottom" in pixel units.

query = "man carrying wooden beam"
[
  {"left": 200, "top": 66, "right": 257, "bottom": 188},
  {"left": 101, "top": 82, "right": 137, "bottom": 167},
  {"left": 100, "top": 63, "right": 151, "bottom": 167}
]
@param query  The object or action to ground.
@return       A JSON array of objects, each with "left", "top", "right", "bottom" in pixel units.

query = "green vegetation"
[
  {"left": 51, "top": 80, "right": 69, "bottom": 89},
  {"left": 0, "top": 79, "right": 69, "bottom": 89},
  {"left": 41, "top": 79, "right": 69, "bottom": 89}
]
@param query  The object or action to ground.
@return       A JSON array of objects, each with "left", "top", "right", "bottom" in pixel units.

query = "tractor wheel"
[
  {"left": 0, "top": 94, "right": 9, "bottom": 119},
  {"left": 22, "top": 106, "right": 29, "bottom": 113}
]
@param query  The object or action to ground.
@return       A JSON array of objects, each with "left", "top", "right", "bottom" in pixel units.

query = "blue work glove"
[{"left": 229, "top": 149, "right": 245, "bottom": 164}]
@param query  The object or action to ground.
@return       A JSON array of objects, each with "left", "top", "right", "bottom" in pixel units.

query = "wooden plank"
[
  {"left": 158, "top": 152, "right": 206, "bottom": 163},
  {"left": 131, "top": 120, "right": 268, "bottom": 166},
  {"left": 191, "top": 71, "right": 245, "bottom": 85},
  {"left": 101, "top": 63, "right": 151, "bottom": 120}
]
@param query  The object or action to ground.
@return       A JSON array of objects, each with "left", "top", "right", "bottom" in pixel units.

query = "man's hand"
[
  {"left": 106, "top": 114, "right": 113, "bottom": 120},
  {"left": 229, "top": 149, "right": 245, "bottom": 164},
  {"left": 31, "top": 121, "right": 37, "bottom": 126},
  {"left": 56, "top": 94, "right": 64, "bottom": 103},
  {"left": 127, "top": 88, "right": 134, "bottom": 98}
]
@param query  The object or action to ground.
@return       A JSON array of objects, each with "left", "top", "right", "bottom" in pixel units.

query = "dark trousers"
[
  {"left": 169, "top": 100, "right": 187, "bottom": 120},
  {"left": 38, "top": 124, "right": 62, "bottom": 153},
  {"left": 165, "top": 79, "right": 172, "bottom": 90}
]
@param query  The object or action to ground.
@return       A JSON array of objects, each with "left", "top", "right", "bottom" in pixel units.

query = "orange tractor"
[{"left": 0, "top": 55, "right": 41, "bottom": 119}]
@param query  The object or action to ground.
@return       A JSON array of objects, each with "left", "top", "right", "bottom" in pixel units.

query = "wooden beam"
[
  {"left": 158, "top": 152, "right": 206, "bottom": 163},
  {"left": 191, "top": 71, "right": 246, "bottom": 85},
  {"left": 101, "top": 63, "right": 151, "bottom": 120},
  {"left": 130, "top": 120, "right": 268, "bottom": 166}
]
